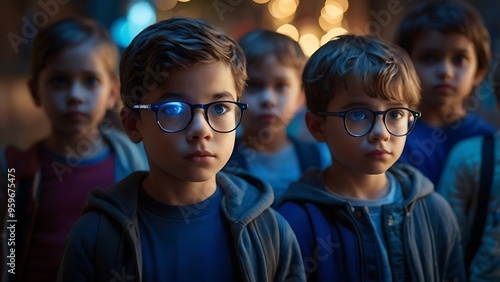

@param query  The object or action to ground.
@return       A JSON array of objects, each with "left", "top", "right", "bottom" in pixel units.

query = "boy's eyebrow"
[
  {"left": 157, "top": 91, "right": 236, "bottom": 102},
  {"left": 417, "top": 46, "right": 472, "bottom": 54},
  {"left": 46, "top": 69, "right": 102, "bottom": 75},
  {"left": 340, "top": 101, "right": 405, "bottom": 109},
  {"left": 339, "top": 101, "right": 374, "bottom": 109}
]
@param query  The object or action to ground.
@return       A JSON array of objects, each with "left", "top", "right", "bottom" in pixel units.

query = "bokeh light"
[
  {"left": 299, "top": 33, "right": 320, "bottom": 57},
  {"left": 276, "top": 24, "right": 299, "bottom": 41},
  {"left": 321, "top": 27, "right": 348, "bottom": 45},
  {"left": 154, "top": 0, "right": 178, "bottom": 11}
]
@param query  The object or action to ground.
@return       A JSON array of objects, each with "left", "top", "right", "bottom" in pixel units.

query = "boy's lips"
[
  {"left": 185, "top": 150, "right": 215, "bottom": 162},
  {"left": 433, "top": 84, "right": 454, "bottom": 93},
  {"left": 258, "top": 114, "right": 277, "bottom": 123},
  {"left": 65, "top": 112, "right": 88, "bottom": 121},
  {"left": 366, "top": 149, "right": 390, "bottom": 159}
]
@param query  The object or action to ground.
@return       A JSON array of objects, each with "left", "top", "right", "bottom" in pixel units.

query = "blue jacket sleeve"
[
  {"left": 57, "top": 213, "right": 99, "bottom": 282},
  {"left": 273, "top": 210, "right": 306, "bottom": 281}
]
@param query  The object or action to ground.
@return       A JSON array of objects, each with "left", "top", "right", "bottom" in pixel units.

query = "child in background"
[
  {"left": 0, "top": 18, "right": 148, "bottom": 282},
  {"left": 225, "top": 30, "right": 325, "bottom": 206},
  {"left": 278, "top": 35, "right": 465, "bottom": 281},
  {"left": 395, "top": 0, "right": 496, "bottom": 187},
  {"left": 58, "top": 17, "right": 305, "bottom": 281},
  {"left": 438, "top": 58, "right": 500, "bottom": 281}
]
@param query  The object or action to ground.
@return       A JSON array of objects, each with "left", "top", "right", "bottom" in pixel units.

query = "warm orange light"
[
  {"left": 326, "top": 0, "right": 349, "bottom": 12},
  {"left": 155, "top": 0, "right": 177, "bottom": 11},
  {"left": 321, "top": 27, "right": 348, "bottom": 45},
  {"left": 276, "top": 24, "right": 299, "bottom": 41},
  {"left": 299, "top": 33, "right": 320, "bottom": 57},
  {"left": 253, "top": 0, "right": 270, "bottom": 3}
]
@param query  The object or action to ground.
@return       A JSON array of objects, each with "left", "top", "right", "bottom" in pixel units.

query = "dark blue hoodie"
[
  {"left": 57, "top": 170, "right": 306, "bottom": 282},
  {"left": 278, "top": 163, "right": 466, "bottom": 282}
]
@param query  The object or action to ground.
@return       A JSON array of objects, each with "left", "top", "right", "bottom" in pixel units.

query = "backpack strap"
[{"left": 464, "top": 135, "right": 495, "bottom": 269}]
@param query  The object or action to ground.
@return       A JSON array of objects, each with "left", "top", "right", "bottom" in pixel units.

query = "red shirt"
[{"left": 23, "top": 148, "right": 114, "bottom": 282}]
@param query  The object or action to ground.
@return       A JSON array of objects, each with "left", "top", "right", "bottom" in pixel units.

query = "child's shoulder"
[
  {"left": 2, "top": 143, "right": 40, "bottom": 177},
  {"left": 288, "top": 136, "right": 324, "bottom": 168},
  {"left": 448, "top": 134, "right": 487, "bottom": 160},
  {"left": 102, "top": 129, "right": 148, "bottom": 170},
  {"left": 217, "top": 170, "right": 274, "bottom": 209},
  {"left": 459, "top": 113, "right": 496, "bottom": 134}
]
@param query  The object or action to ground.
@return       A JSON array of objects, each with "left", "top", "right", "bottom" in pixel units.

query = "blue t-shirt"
[
  {"left": 399, "top": 113, "right": 496, "bottom": 187},
  {"left": 328, "top": 172, "right": 403, "bottom": 282},
  {"left": 138, "top": 186, "right": 240, "bottom": 281},
  {"left": 246, "top": 143, "right": 302, "bottom": 204}
]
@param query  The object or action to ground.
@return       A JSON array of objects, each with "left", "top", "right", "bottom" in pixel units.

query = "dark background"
[{"left": 1, "top": 0, "right": 498, "bottom": 149}]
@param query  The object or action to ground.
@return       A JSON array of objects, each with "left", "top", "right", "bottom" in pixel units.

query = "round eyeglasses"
[
  {"left": 315, "top": 107, "right": 422, "bottom": 137},
  {"left": 133, "top": 101, "right": 248, "bottom": 133}
]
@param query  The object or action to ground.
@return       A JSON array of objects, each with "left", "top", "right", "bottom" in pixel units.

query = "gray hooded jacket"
[
  {"left": 278, "top": 164, "right": 466, "bottom": 281},
  {"left": 57, "top": 171, "right": 305, "bottom": 282}
]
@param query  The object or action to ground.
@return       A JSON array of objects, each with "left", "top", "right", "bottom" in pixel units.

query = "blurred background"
[{"left": 1, "top": 0, "right": 499, "bottom": 149}]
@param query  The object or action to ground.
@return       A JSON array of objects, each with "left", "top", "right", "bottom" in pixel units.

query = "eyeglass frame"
[
  {"left": 133, "top": 100, "right": 248, "bottom": 133},
  {"left": 314, "top": 107, "right": 422, "bottom": 137}
]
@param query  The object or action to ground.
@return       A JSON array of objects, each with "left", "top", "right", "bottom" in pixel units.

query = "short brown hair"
[
  {"left": 395, "top": 0, "right": 491, "bottom": 77},
  {"left": 30, "top": 17, "right": 118, "bottom": 82},
  {"left": 303, "top": 35, "right": 421, "bottom": 113},
  {"left": 120, "top": 17, "right": 247, "bottom": 108},
  {"left": 238, "top": 29, "right": 306, "bottom": 74}
]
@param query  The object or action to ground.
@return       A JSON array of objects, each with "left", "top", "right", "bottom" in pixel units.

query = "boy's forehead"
[
  {"left": 328, "top": 76, "right": 407, "bottom": 107},
  {"left": 413, "top": 30, "right": 474, "bottom": 50},
  {"left": 142, "top": 62, "right": 238, "bottom": 103},
  {"left": 249, "top": 53, "right": 299, "bottom": 71}
]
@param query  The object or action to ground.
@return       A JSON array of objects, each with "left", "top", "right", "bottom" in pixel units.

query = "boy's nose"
[
  {"left": 437, "top": 60, "right": 454, "bottom": 79},
  {"left": 66, "top": 83, "right": 85, "bottom": 104},
  {"left": 259, "top": 88, "right": 277, "bottom": 106},
  {"left": 186, "top": 110, "right": 213, "bottom": 141},
  {"left": 367, "top": 116, "right": 390, "bottom": 141}
]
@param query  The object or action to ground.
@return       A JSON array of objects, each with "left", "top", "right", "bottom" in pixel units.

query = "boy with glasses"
[
  {"left": 58, "top": 17, "right": 305, "bottom": 281},
  {"left": 278, "top": 35, "right": 465, "bottom": 281}
]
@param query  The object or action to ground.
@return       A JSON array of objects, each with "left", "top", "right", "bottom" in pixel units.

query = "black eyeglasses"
[
  {"left": 315, "top": 107, "right": 421, "bottom": 137},
  {"left": 133, "top": 101, "right": 248, "bottom": 133}
]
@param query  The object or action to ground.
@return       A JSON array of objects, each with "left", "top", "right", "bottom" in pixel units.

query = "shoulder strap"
[{"left": 464, "top": 135, "right": 495, "bottom": 269}]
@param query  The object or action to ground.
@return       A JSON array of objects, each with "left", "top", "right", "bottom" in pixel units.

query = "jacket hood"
[
  {"left": 84, "top": 170, "right": 274, "bottom": 227},
  {"left": 280, "top": 163, "right": 434, "bottom": 211}
]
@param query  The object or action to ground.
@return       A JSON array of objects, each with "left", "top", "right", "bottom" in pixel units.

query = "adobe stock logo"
[
  {"left": 213, "top": 0, "right": 243, "bottom": 21},
  {"left": 351, "top": 0, "right": 406, "bottom": 36},
  {"left": 7, "top": 0, "right": 70, "bottom": 54}
]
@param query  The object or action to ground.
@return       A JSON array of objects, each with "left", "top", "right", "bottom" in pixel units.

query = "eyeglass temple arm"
[{"left": 133, "top": 104, "right": 153, "bottom": 110}]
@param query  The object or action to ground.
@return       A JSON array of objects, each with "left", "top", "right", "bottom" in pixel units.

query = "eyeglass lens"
[
  {"left": 157, "top": 101, "right": 243, "bottom": 133},
  {"left": 345, "top": 108, "right": 416, "bottom": 136}
]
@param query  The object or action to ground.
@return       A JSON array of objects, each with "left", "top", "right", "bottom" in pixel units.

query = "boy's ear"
[
  {"left": 120, "top": 107, "right": 143, "bottom": 143},
  {"left": 296, "top": 89, "right": 306, "bottom": 113},
  {"left": 295, "top": 88, "right": 306, "bottom": 114},
  {"left": 28, "top": 79, "right": 41, "bottom": 107},
  {"left": 474, "top": 69, "right": 487, "bottom": 86},
  {"left": 305, "top": 111, "right": 327, "bottom": 142},
  {"left": 107, "top": 78, "right": 120, "bottom": 110}
]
